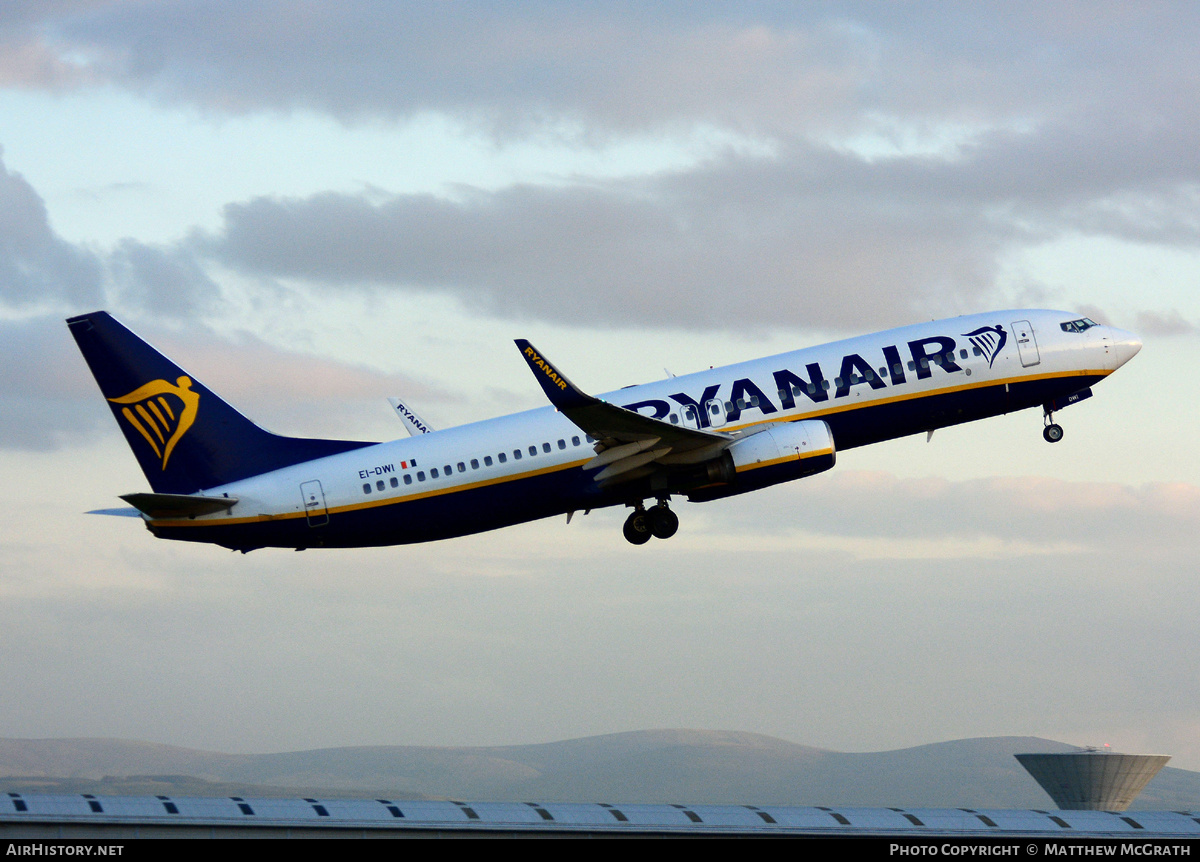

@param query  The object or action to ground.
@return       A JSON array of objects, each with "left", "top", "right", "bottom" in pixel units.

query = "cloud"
[
  {"left": 0, "top": 149, "right": 104, "bottom": 309},
  {"left": 0, "top": 1, "right": 107, "bottom": 90},
  {"left": 1135, "top": 309, "right": 1197, "bottom": 337},
  {"left": 712, "top": 471, "right": 1200, "bottom": 561},
  {"left": 185, "top": 123, "right": 1200, "bottom": 330},
  {"left": 186, "top": 145, "right": 1011, "bottom": 330},
  {"left": 107, "top": 240, "right": 220, "bottom": 317},
  {"left": 3, "top": 5, "right": 1199, "bottom": 333},
  {"left": 0, "top": 313, "right": 437, "bottom": 451},
  {"left": 8, "top": 3, "right": 1195, "bottom": 155},
  {"left": 0, "top": 316, "right": 109, "bottom": 450}
]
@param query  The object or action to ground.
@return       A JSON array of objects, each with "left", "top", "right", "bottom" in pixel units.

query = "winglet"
[
  {"left": 514, "top": 339, "right": 594, "bottom": 410},
  {"left": 387, "top": 397, "right": 434, "bottom": 435}
]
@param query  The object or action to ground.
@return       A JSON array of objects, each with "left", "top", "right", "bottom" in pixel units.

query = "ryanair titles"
[
  {"left": 523, "top": 346, "right": 569, "bottom": 390},
  {"left": 618, "top": 331, "right": 1001, "bottom": 427}
]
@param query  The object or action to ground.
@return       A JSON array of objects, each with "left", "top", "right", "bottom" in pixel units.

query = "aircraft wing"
[{"left": 515, "top": 339, "right": 732, "bottom": 482}]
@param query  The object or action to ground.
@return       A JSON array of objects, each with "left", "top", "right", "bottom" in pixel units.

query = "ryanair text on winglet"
[{"left": 524, "top": 346, "right": 568, "bottom": 390}]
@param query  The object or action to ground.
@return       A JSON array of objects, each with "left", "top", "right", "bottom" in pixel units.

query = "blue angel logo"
[{"left": 962, "top": 325, "right": 1007, "bottom": 368}]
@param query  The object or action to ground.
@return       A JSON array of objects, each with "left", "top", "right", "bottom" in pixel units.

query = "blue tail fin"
[{"left": 68, "top": 311, "right": 373, "bottom": 494}]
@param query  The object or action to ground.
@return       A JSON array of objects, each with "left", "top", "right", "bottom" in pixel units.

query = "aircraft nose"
[{"left": 1108, "top": 327, "right": 1142, "bottom": 368}]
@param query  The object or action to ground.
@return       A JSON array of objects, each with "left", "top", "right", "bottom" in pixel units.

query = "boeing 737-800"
[{"left": 68, "top": 310, "right": 1140, "bottom": 550}]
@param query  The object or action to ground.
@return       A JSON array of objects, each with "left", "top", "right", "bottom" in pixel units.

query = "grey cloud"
[
  {"left": 108, "top": 239, "right": 220, "bottom": 317},
  {"left": 191, "top": 127, "right": 1200, "bottom": 330},
  {"left": 0, "top": 313, "right": 438, "bottom": 451},
  {"left": 1135, "top": 309, "right": 1198, "bottom": 337},
  {"left": 6, "top": 4, "right": 1199, "bottom": 331},
  {"left": 719, "top": 471, "right": 1200, "bottom": 559},
  {"left": 0, "top": 150, "right": 104, "bottom": 309},
  {"left": 16, "top": 3, "right": 1199, "bottom": 145},
  {"left": 0, "top": 316, "right": 110, "bottom": 450},
  {"left": 0, "top": 1, "right": 106, "bottom": 89},
  {"left": 191, "top": 144, "right": 1016, "bottom": 330},
  {"left": 0, "top": 149, "right": 223, "bottom": 319}
]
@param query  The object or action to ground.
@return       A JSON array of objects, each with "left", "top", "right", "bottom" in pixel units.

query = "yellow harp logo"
[{"left": 108, "top": 377, "right": 200, "bottom": 470}]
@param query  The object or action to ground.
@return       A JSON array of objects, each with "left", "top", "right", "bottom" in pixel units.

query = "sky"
[{"left": 2, "top": 2, "right": 1199, "bottom": 772}]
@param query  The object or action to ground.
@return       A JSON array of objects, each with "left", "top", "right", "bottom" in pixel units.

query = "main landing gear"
[
  {"left": 623, "top": 499, "right": 679, "bottom": 545},
  {"left": 1043, "top": 406, "right": 1064, "bottom": 443}
]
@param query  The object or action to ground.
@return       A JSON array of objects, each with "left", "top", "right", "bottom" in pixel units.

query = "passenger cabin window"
[
  {"left": 572, "top": 436, "right": 581, "bottom": 446},
  {"left": 417, "top": 471, "right": 426, "bottom": 481},
  {"left": 558, "top": 439, "right": 566, "bottom": 449},
  {"left": 542, "top": 442, "right": 551, "bottom": 453},
  {"left": 471, "top": 459, "right": 479, "bottom": 469},
  {"left": 529, "top": 446, "right": 537, "bottom": 457},
  {"left": 431, "top": 468, "right": 439, "bottom": 478},
  {"left": 498, "top": 453, "right": 506, "bottom": 464},
  {"left": 363, "top": 483, "right": 371, "bottom": 494},
  {"left": 376, "top": 480, "right": 385, "bottom": 491},
  {"left": 513, "top": 449, "right": 522, "bottom": 460},
  {"left": 485, "top": 455, "right": 494, "bottom": 466},
  {"left": 404, "top": 474, "right": 413, "bottom": 485},
  {"left": 390, "top": 477, "right": 399, "bottom": 488}
]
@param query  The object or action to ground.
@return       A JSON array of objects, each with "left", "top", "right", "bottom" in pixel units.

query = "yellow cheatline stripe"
[
  {"left": 149, "top": 457, "right": 594, "bottom": 527},
  {"left": 733, "top": 447, "right": 834, "bottom": 473},
  {"left": 148, "top": 369, "right": 1103, "bottom": 528},
  {"left": 721, "top": 369, "right": 1109, "bottom": 433}
]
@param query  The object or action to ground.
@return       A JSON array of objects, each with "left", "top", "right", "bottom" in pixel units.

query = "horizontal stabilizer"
[
  {"left": 86, "top": 507, "right": 144, "bottom": 518},
  {"left": 119, "top": 492, "right": 239, "bottom": 519}
]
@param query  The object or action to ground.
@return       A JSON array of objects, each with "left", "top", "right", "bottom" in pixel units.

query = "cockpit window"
[{"left": 1060, "top": 318, "right": 1099, "bottom": 333}]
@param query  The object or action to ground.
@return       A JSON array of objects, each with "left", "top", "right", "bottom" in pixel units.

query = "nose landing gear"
[
  {"left": 623, "top": 499, "right": 679, "bottom": 545},
  {"left": 1043, "top": 405, "right": 1064, "bottom": 443}
]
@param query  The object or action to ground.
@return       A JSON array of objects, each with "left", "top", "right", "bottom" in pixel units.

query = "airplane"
[{"left": 67, "top": 309, "right": 1141, "bottom": 551}]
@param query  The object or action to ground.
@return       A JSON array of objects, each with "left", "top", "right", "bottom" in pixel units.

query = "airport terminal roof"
[{"left": 4, "top": 793, "right": 1200, "bottom": 837}]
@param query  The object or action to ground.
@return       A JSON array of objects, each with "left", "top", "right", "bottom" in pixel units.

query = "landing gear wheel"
[
  {"left": 1043, "top": 423, "right": 1064, "bottom": 443},
  {"left": 623, "top": 510, "right": 652, "bottom": 545},
  {"left": 648, "top": 504, "right": 679, "bottom": 540}
]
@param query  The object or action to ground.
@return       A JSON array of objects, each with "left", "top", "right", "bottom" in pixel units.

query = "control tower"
[{"left": 1015, "top": 749, "right": 1170, "bottom": 811}]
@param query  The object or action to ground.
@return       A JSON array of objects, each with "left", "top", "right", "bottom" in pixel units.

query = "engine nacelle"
[{"left": 686, "top": 419, "right": 835, "bottom": 502}]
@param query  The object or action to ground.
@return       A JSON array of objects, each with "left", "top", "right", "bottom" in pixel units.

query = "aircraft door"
[
  {"left": 680, "top": 403, "right": 702, "bottom": 430},
  {"left": 300, "top": 480, "right": 329, "bottom": 527},
  {"left": 705, "top": 398, "right": 728, "bottom": 428},
  {"left": 1011, "top": 320, "right": 1041, "bottom": 367}
]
